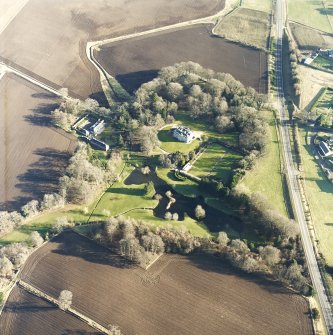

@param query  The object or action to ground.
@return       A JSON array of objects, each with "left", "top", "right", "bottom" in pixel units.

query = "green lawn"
[
  {"left": 190, "top": 143, "right": 243, "bottom": 185},
  {"left": 299, "top": 127, "right": 333, "bottom": 266},
  {"left": 174, "top": 111, "right": 239, "bottom": 146},
  {"left": 241, "top": 0, "right": 272, "bottom": 12},
  {"left": 312, "top": 56, "right": 333, "bottom": 73},
  {"left": 156, "top": 168, "right": 199, "bottom": 197},
  {"left": 214, "top": 8, "right": 270, "bottom": 50},
  {"left": 125, "top": 209, "right": 211, "bottom": 237},
  {"left": 158, "top": 125, "right": 201, "bottom": 153},
  {"left": 240, "top": 111, "right": 287, "bottom": 215},
  {"left": 91, "top": 165, "right": 159, "bottom": 218},
  {"left": 0, "top": 205, "right": 93, "bottom": 245},
  {"left": 287, "top": 0, "right": 333, "bottom": 33}
]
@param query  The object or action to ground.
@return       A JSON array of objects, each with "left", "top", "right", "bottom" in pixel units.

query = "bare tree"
[
  {"left": 0, "top": 257, "right": 13, "bottom": 278},
  {"left": 217, "top": 231, "right": 229, "bottom": 248},
  {"left": 58, "top": 290, "right": 73, "bottom": 310},
  {"left": 28, "top": 231, "right": 44, "bottom": 248},
  {"left": 21, "top": 200, "right": 39, "bottom": 218},
  {"left": 195, "top": 205, "right": 206, "bottom": 220},
  {"left": 259, "top": 245, "right": 281, "bottom": 266}
]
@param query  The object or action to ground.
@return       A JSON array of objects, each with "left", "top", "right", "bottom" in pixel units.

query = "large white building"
[{"left": 171, "top": 125, "right": 195, "bottom": 143}]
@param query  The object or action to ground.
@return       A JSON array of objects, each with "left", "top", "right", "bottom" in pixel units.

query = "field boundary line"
[{"left": 17, "top": 280, "right": 111, "bottom": 334}]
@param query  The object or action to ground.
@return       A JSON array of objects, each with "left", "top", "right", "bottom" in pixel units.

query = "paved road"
[{"left": 275, "top": 0, "right": 333, "bottom": 333}]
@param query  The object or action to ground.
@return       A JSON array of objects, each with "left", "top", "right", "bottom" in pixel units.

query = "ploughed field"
[
  {"left": 96, "top": 24, "right": 268, "bottom": 93},
  {"left": 7, "top": 231, "right": 313, "bottom": 335},
  {"left": 0, "top": 286, "right": 102, "bottom": 335},
  {"left": 0, "top": 0, "right": 225, "bottom": 101},
  {"left": 0, "top": 73, "right": 76, "bottom": 210}
]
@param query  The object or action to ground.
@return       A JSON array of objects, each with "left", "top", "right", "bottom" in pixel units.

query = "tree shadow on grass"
[{"left": 108, "top": 187, "right": 145, "bottom": 196}]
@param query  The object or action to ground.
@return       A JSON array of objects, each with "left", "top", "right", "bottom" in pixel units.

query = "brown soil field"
[
  {"left": 96, "top": 24, "right": 268, "bottom": 94},
  {"left": 0, "top": 285, "right": 102, "bottom": 335},
  {"left": 0, "top": 0, "right": 225, "bottom": 102},
  {"left": 16, "top": 231, "right": 313, "bottom": 335},
  {"left": 0, "top": 73, "right": 76, "bottom": 211}
]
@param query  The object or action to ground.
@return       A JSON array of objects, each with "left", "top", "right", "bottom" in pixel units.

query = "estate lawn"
[
  {"left": 0, "top": 205, "right": 93, "bottom": 245},
  {"left": 190, "top": 143, "right": 242, "bottom": 185},
  {"left": 174, "top": 111, "right": 239, "bottom": 146},
  {"left": 158, "top": 125, "right": 201, "bottom": 153},
  {"left": 241, "top": 0, "right": 272, "bottom": 12},
  {"left": 156, "top": 168, "right": 199, "bottom": 198},
  {"left": 287, "top": 0, "right": 333, "bottom": 33},
  {"left": 299, "top": 127, "right": 333, "bottom": 266},
  {"left": 125, "top": 209, "right": 211, "bottom": 237},
  {"left": 240, "top": 111, "right": 288, "bottom": 215},
  {"left": 214, "top": 8, "right": 270, "bottom": 50},
  {"left": 91, "top": 165, "right": 159, "bottom": 218}
]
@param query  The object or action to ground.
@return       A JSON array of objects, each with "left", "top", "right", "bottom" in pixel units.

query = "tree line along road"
[{"left": 275, "top": 0, "right": 333, "bottom": 333}]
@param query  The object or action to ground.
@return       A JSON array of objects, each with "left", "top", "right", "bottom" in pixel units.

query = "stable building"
[{"left": 319, "top": 141, "right": 333, "bottom": 157}]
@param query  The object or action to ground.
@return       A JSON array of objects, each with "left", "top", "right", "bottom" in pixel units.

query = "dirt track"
[
  {"left": 96, "top": 24, "right": 268, "bottom": 93},
  {"left": 0, "top": 0, "right": 225, "bottom": 101},
  {"left": 0, "top": 73, "right": 76, "bottom": 210},
  {"left": 14, "top": 231, "right": 313, "bottom": 335}
]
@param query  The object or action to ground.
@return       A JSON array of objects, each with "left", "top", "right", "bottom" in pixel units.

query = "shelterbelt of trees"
[{"left": 88, "top": 215, "right": 310, "bottom": 295}]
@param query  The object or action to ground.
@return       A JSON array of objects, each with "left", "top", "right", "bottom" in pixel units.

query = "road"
[
  {"left": 275, "top": 0, "right": 333, "bottom": 332},
  {"left": 0, "top": 61, "right": 70, "bottom": 98}
]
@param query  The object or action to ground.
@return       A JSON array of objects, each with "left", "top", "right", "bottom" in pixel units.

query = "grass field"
[
  {"left": 290, "top": 22, "right": 333, "bottom": 50},
  {"left": 190, "top": 144, "right": 242, "bottom": 185},
  {"left": 158, "top": 125, "right": 201, "bottom": 153},
  {"left": 241, "top": 0, "right": 272, "bottom": 12},
  {"left": 214, "top": 8, "right": 270, "bottom": 50},
  {"left": 299, "top": 127, "right": 333, "bottom": 266},
  {"left": 175, "top": 111, "right": 239, "bottom": 145},
  {"left": 240, "top": 111, "right": 287, "bottom": 215},
  {"left": 312, "top": 55, "right": 333, "bottom": 73},
  {"left": 9, "top": 231, "right": 312, "bottom": 335},
  {"left": 287, "top": 0, "right": 333, "bottom": 33},
  {"left": 310, "top": 87, "right": 333, "bottom": 126}
]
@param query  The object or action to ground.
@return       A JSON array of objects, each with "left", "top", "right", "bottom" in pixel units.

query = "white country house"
[{"left": 171, "top": 125, "right": 195, "bottom": 143}]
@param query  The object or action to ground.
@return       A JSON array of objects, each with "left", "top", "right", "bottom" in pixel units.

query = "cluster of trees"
[
  {"left": 158, "top": 150, "right": 196, "bottom": 169},
  {"left": 129, "top": 62, "right": 268, "bottom": 153},
  {"left": 0, "top": 145, "right": 122, "bottom": 238},
  {"left": 96, "top": 216, "right": 165, "bottom": 266},
  {"left": 60, "top": 144, "right": 122, "bottom": 204},
  {"left": 0, "top": 231, "right": 43, "bottom": 289},
  {"left": 52, "top": 98, "right": 110, "bottom": 131},
  {"left": 91, "top": 216, "right": 309, "bottom": 294}
]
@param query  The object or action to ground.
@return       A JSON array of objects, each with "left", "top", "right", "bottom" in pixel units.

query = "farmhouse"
[
  {"left": 172, "top": 125, "right": 195, "bottom": 143},
  {"left": 319, "top": 141, "right": 333, "bottom": 157}
]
